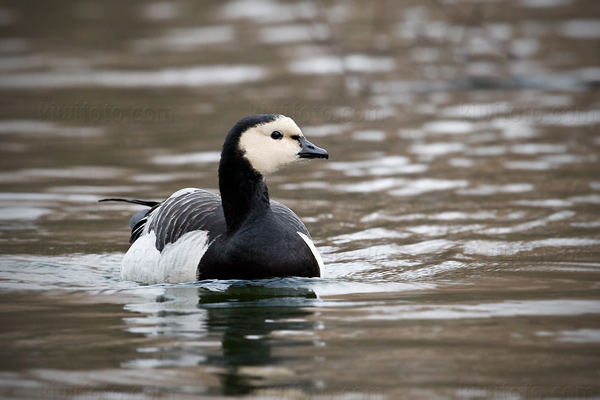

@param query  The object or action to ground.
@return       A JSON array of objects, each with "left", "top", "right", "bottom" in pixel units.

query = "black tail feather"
[
  {"left": 100, "top": 197, "right": 162, "bottom": 235},
  {"left": 99, "top": 198, "right": 160, "bottom": 208}
]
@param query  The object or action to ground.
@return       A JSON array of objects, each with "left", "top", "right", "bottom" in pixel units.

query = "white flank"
[
  {"left": 121, "top": 188, "right": 211, "bottom": 284},
  {"left": 121, "top": 230, "right": 211, "bottom": 284},
  {"left": 297, "top": 232, "right": 324, "bottom": 274}
]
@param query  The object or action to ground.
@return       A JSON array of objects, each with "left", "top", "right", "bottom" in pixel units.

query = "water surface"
[{"left": 1, "top": 0, "right": 599, "bottom": 398}]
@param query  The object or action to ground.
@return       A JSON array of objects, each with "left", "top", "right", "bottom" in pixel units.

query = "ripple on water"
[
  {"left": 0, "top": 253, "right": 124, "bottom": 292},
  {"left": 259, "top": 24, "right": 330, "bottom": 44},
  {"left": 342, "top": 300, "right": 600, "bottom": 321},
  {"left": 331, "top": 228, "right": 411, "bottom": 244},
  {"left": 0, "top": 192, "right": 101, "bottom": 202},
  {"left": 140, "top": 1, "right": 180, "bottom": 20},
  {"left": 0, "top": 54, "right": 91, "bottom": 72},
  {"left": 0, "top": 167, "right": 125, "bottom": 184},
  {"left": 479, "top": 210, "right": 575, "bottom": 235},
  {"left": 458, "top": 183, "right": 534, "bottom": 196},
  {"left": 132, "top": 172, "right": 200, "bottom": 183},
  {"left": 423, "top": 120, "right": 475, "bottom": 134},
  {"left": 467, "top": 145, "right": 507, "bottom": 156},
  {"left": 222, "top": 1, "right": 318, "bottom": 23},
  {"left": 288, "top": 55, "right": 395, "bottom": 75},
  {"left": 510, "top": 143, "right": 567, "bottom": 154},
  {"left": 442, "top": 102, "right": 503, "bottom": 119},
  {"left": 570, "top": 194, "right": 600, "bottom": 204},
  {"left": 397, "top": 260, "right": 471, "bottom": 280},
  {"left": 49, "top": 185, "right": 144, "bottom": 194},
  {"left": 280, "top": 181, "right": 331, "bottom": 190},
  {"left": 0, "top": 250, "right": 437, "bottom": 303},
  {"left": 521, "top": 0, "right": 573, "bottom": 8},
  {"left": 405, "top": 224, "right": 485, "bottom": 237},
  {"left": 571, "top": 221, "right": 600, "bottom": 228},
  {"left": 329, "top": 156, "right": 427, "bottom": 177},
  {"left": 0, "top": 207, "right": 51, "bottom": 220},
  {"left": 537, "top": 329, "right": 600, "bottom": 343},
  {"left": 389, "top": 178, "right": 468, "bottom": 196},
  {"left": 515, "top": 198, "right": 574, "bottom": 207},
  {"left": 410, "top": 142, "right": 465, "bottom": 157},
  {"left": 0, "top": 65, "right": 267, "bottom": 89},
  {"left": 325, "top": 240, "right": 456, "bottom": 268},
  {"left": 361, "top": 210, "right": 497, "bottom": 222},
  {"left": 151, "top": 151, "right": 221, "bottom": 165},
  {"left": 22, "top": 167, "right": 124, "bottom": 180},
  {"left": 132, "top": 26, "right": 236, "bottom": 53},
  {"left": 558, "top": 19, "right": 600, "bottom": 39},
  {"left": 351, "top": 130, "right": 386, "bottom": 142},
  {"left": 0, "top": 120, "right": 104, "bottom": 137},
  {"left": 491, "top": 118, "right": 538, "bottom": 139},
  {"left": 505, "top": 156, "right": 587, "bottom": 170},
  {"left": 335, "top": 178, "right": 406, "bottom": 193},
  {"left": 301, "top": 123, "right": 347, "bottom": 137},
  {"left": 397, "top": 239, "right": 456, "bottom": 256},
  {"left": 448, "top": 157, "right": 474, "bottom": 167},
  {"left": 463, "top": 238, "right": 600, "bottom": 256}
]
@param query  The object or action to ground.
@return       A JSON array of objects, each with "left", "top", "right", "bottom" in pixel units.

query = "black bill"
[{"left": 298, "top": 137, "right": 329, "bottom": 159}]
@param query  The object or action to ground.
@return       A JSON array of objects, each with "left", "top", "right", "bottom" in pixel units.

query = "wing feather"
[
  {"left": 271, "top": 200, "right": 311, "bottom": 237},
  {"left": 114, "top": 191, "right": 309, "bottom": 253},
  {"left": 146, "top": 189, "right": 226, "bottom": 251}
]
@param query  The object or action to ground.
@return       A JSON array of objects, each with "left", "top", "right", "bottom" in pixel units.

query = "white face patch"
[{"left": 238, "top": 115, "right": 305, "bottom": 175}]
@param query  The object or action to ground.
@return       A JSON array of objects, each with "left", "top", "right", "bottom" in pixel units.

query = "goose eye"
[{"left": 270, "top": 131, "right": 283, "bottom": 140}]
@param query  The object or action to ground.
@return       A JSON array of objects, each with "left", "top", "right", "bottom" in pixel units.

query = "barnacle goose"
[{"left": 102, "top": 114, "right": 328, "bottom": 284}]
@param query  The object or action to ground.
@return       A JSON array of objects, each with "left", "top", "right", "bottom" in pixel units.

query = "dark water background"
[{"left": 0, "top": 0, "right": 599, "bottom": 398}]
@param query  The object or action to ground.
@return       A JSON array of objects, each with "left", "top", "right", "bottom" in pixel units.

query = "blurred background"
[{"left": 0, "top": 0, "right": 599, "bottom": 399}]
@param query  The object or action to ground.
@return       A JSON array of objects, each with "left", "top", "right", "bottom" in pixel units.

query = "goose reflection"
[
  {"left": 124, "top": 279, "right": 320, "bottom": 396},
  {"left": 199, "top": 282, "right": 318, "bottom": 395}
]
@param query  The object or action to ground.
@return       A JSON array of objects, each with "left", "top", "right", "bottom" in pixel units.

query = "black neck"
[
  {"left": 219, "top": 149, "right": 270, "bottom": 234},
  {"left": 217, "top": 114, "right": 281, "bottom": 234}
]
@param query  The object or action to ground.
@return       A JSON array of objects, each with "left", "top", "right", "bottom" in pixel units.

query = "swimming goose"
[{"left": 102, "top": 114, "right": 328, "bottom": 283}]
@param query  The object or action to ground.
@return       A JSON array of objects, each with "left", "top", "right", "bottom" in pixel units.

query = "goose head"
[{"left": 231, "top": 114, "right": 329, "bottom": 176}]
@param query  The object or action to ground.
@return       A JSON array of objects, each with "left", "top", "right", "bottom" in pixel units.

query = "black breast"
[{"left": 198, "top": 205, "right": 320, "bottom": 280}]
